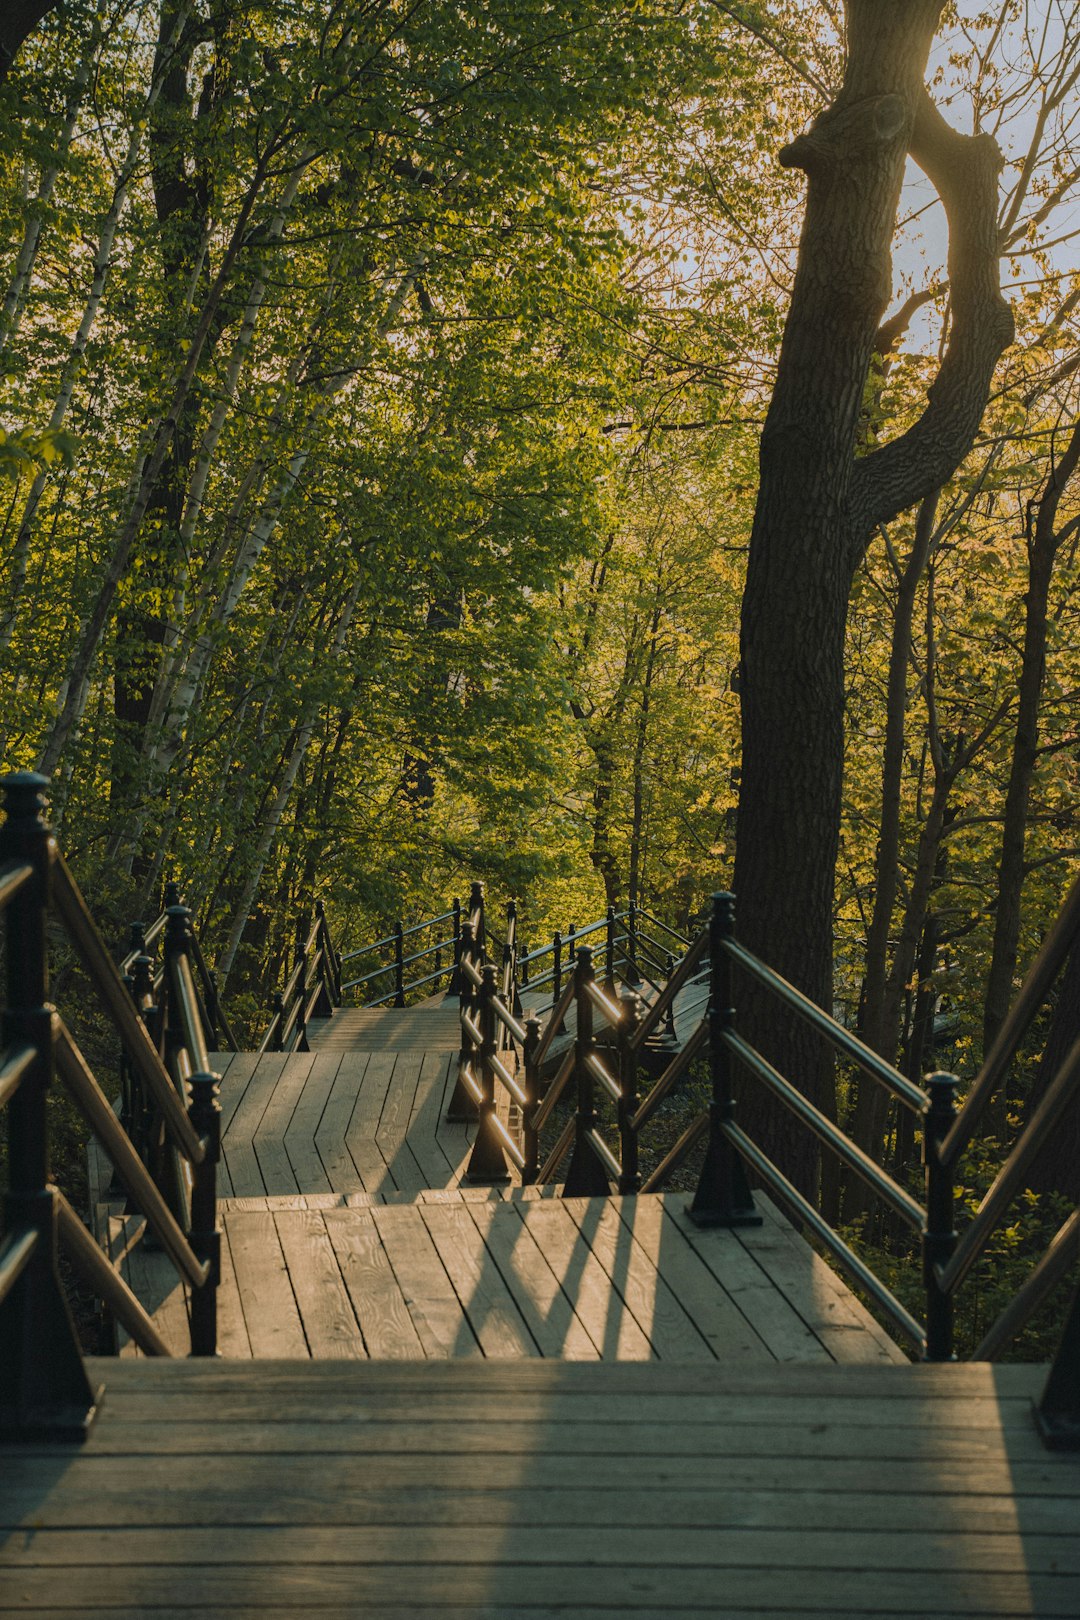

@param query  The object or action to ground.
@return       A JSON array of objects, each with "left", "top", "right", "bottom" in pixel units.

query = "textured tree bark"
[
  {"left": 983, "top": 421, "right": 1080, "bottom": 1053},
  {"left": 0, "top": 1, "right": 57, "bottom": 86},
  {"left": 732, "top": 0, "right": 1012, "bottom": 1194}
]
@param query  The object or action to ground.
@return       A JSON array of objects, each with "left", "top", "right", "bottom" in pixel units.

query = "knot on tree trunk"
[{"left": 780, "top": 93, "right": 910, "bottom": 175}]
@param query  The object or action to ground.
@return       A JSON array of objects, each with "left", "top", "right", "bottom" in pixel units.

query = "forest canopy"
[{"left": 2, "top": 0, "right": 1079, "bottom": 1203}]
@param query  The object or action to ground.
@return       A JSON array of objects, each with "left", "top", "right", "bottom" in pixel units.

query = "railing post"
[
  {"left": 505, "top": 898, "right": 522, "bottom": 1018},
  {"left": 522, "top": 1017, "right": 541, "bottom": 1185},
  {"left": 393, "top": 919, "right": 405, "bottom": 1008},
  {"left": 449, "top": 896, "right": 462, "bottom": 993},
  {"left": 128, "top": 950, "right": 158, "bottom": 1181},
  {"left": 923, "top": 1071, "right": 958, "bottom": 1362},
  {"left": 465, "top": 965, "right": 511, "bottom": 1184},
  {"left": 551, "top": 929, "right": 563, "bottom": 1031},
  {"left": 271, "top": 991, "right": 285, "bottom": 1053},
  {"left": 313, "top": 901, "right": 337, "bottom": 1014},
  {"left": 447, "top": 921, "right": 480, "bottom": 1121},
  {"left": 160, "top": 905, "right": 195, "bottom": 1232},
  {"left": 626, "top": 900, "right": 641, "bottom": 985},
  {"left": 295, "top": 917, "right": 311, "bottom": 1048},
  {"left": 1035, "top": 1283, "right": 1080, "bottom": 1450},
  {"left": 187, "top": 1070, "right": 220, "bottom": 1357},
  {"left": 605, "top": 905, "right": 617, "bottom": 993},
  {"left": 0, "top": 771, "right": 98, "bottom": 1440},
  {"left": 618, "top": 992, "right": 642, "bottom": 1195},
  {"left": 567, "top": 923, "right": 576, "bottom": 966},
  {"left": 469, "top": 880, "right": 485, "bottom": 955},
  {"left": 688, "top": 892, "right": 760, "bottom": 1227},
  {"left": 664, "top": 953, "right": 677, "bottom": 1040},
  {"left": 563, "top": 947, "right": 611, "bottom": 1197}
]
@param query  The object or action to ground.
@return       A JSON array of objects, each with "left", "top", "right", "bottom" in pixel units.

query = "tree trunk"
[
  {"left": 983, "top": 420, "right": 1080, "bottom": 1052},
  {"left": 732, "top": 0, "right": 1011, "bottom": 1195}
]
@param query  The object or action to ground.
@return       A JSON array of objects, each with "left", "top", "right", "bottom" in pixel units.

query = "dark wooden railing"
[
  {"left": 337, "top": 896, "right": 464, "bottom": 1011},
  {"left": 453, "top": 880, "right": 1080, "bottom": 1446},
  {"left": 259, "top": 900, "right": 342, "bottom": 1054},
  {"left": 0, "top": 773, "right": 221, "bottom": 1441}
]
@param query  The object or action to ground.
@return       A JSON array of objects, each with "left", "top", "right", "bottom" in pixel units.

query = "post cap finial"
[{"left": 2, "top": 771, "right": 50, "bottom": 817}]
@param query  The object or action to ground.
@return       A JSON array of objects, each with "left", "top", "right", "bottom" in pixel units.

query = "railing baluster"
[
  {"left": 618, "top": 993, "right": 641, "bottom": 1195},
  {"left": 605, "top": 905, "right": 617, "bottom": 992},
  {"left": 187, "top": 1070, "right": 220, "bottom": 1357},
  {"left": 448, "top": 922, "right": 481, "bottom": 1121},
  {"left": 393, "top": 919, "right": 405, "bottom": 1008},
  {"left": 923, "top": 1071, "right": 958, "bottom": 1362},
  {"left": 465, "top": 965, "right": 511, "bottom": 1184},
  {"left": 552, "top": 929, "right": 563, "bottom": 1031},
  {"left": 688, "top": 893, "right": 760, "bottom": 1227},
  {"left": 0, "top": 772, "right": 98, "bottom": 1440},
  {"left": 522, "top": 1017, "right": 541, "bottom": 1185},
  {"left": 563, "top": 947, "right": 611, "bottom": 1197},
  {"left": 626, "top": 900, "right": 641, "bottom": 985}
]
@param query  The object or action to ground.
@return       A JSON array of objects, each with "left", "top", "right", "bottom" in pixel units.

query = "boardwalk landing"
[
  {"left": 4, "top": 1361, "right": 1079, "bottom": 1616},
  {"left": 50, "top": 999, "right": 1078, "bottom": 1616}
]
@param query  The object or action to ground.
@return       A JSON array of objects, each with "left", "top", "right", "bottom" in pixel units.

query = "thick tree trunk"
[{"left": 732, "top": 1, "right": 1011, "bottom": 1194}]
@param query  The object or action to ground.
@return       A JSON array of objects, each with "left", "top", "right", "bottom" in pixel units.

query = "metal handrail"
[
  {"left": 339, "top": 907, "right": 457, "bottom": 963},
  {"left": 942, "top": 871, "right": 1080, "bottom": 1168},
  {"left": 721, "top": 936, "right": 928, "bottom": 1114}
]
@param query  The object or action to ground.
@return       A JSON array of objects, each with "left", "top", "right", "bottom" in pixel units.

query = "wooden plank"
[
  {"left": 462, "top": 1197, "right": 600, "bottom": 1360},
  {"left": 406, "top": 1052, "right": 459, "bottom": 1187},
  {"left": 223, "top": 1211, "right": 307, "bottom": 1357},
  {"left": 314, "top": 1052, "right": 370, "bottom": 1194},
  {"left": 418, "top": 1201, "right": 540, "bottom": 1358},
  {"left": 216, "top": 1052, "right": 261, "bottom": 1138},
  {"left": 738, "top": 1192, "right": 908, "bottom": 1363},
  {"left": 368, "top": 1202, "right": 481, "bottom": 1359},
  {"left": 7, "top": 1464, "right": 1079, "bottom": 1533},
  {"left": 8, "top": 1521, "right": 1080, "bottom": 1575},
  {"left": 343, "top": 1051, "right": 398, "bottom": 1193},
  {"left": 222, "top": 1055, "right": 287, "bottom": 1197},
  {"left": 509, "top": 1196, "right": 653, "bottom": 1359},
  {"left": 252, "top": 1055, "right": 314, "bottom": 1195},
  {"left": 4, "top": 1562, "right": 1079, "bottom": 1615},
  {"left": 272, "top": 1210, "right": 364, "bottom": 1359},
  {"left": 560, "top": 1195, "right": 716, "bottom": 1361},
  {"left": 121, "top": 1220, "right": 189, "bottom": 1358},
  {"left": 322, "top": 1207, "right": 425, "bottom": 1358},
  {"left": 282, "top": 1052, "right": 341, "bottom": 1193},
  {"left": 215, "top": 1217, "right": 252, "bottom": 1358},
  {"left": 375, "top": 1052, "right": 431, "bottom": 1195},
  {"left": 661, "top": 1198, "right": 830, "bottom": 1363},
  {"left": 613, "top": 1194, "right": 773, "bottom": 1362}
]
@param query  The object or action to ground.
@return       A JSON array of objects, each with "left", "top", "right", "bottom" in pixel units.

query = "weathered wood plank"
[
  {"left": 272, "top": 1211, "right": 364, "bottom": 1359},
  {"left": 368, "top": 1203, "right": 481, "bottom": 1359},
  {"left": 223, "top": 1055, "right": 288, "bottom": 1196},
  {"left": 322, "top": 1207, "right": 424, "bottom": 1359},
  {"left": 315, "top": 1052, "right": 370, "bottom": 1194},
  {"left": 282, "top": 1052, "right": 341, "bottom": 1193},
  {"left": 4, "top": 1563, "right": 1078, "bottom": 1615},
  {"left": 343, "top": 1051, "right": 398, "bottom": 1193},
  {"left": 224, "top": 1211, "right": 307, "bottom": 1357},
  {"left": 253, "top": 1054, "right": 314, "bottom": 1194},
  {"left": 613, "top": 1193, "right": 772, "bottom": 1362},
  {"left": 560, "top": 1195, "right": 715, "bottom": 1361},
  {"left": 508, "top": 1196, "right": 653, "bottom": 1359},
  {"left": 215, "top": 1217, "right": 252, "bottom": 1358},
  {"left": 418, "top": 1201, "right": 539, "bottom": 1358},
  {"left": 461, "top": 1197, "right": 600, "bottom": 1360}
]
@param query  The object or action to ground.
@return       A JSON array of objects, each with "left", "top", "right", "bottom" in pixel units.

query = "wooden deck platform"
[
  {"left": 4, "top": 1358, "right": 1078, "bottom": 1616},
  {"left": 112, "top": 1191, "right": 905, "bottom": 1365}
]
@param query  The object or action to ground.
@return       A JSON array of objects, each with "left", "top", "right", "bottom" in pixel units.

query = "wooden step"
[
  {"left": 110, "top": 1192, "right": 905, "bottom": 1368},
  {"left": 306, "top": 1005, "right": 461, "bottom": 1052},
  {"left": 6, "top": 1357, "right": 1077, "bottom": 1617}
]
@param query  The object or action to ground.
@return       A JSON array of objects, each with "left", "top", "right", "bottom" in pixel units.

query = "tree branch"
[{"left": 851, "top": 89, "right": 1014, "bottom": 542}]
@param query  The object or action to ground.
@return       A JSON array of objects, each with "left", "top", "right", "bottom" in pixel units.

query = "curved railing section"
[
  {"left": 0, "top": 772, "right": 222, "bottom": 1441},
  {"left": 259, "top": 901, "right": 343, "bottom": 1054}
]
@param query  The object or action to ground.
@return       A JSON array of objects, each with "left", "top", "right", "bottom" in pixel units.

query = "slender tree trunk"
[{"left": 983, "top": 420, "right": 1080, "bottom": 1051}]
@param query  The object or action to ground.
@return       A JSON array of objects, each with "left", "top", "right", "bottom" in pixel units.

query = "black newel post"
[
  {"left": 551, "top": 930, "right": 563, "bottom": 1031},
  {"left": 1035, "top": 1284, "right": 1080, "bottom": 1450},
  {"left": 688, "top": 893, "right": 760, "bottom": 1227},
  {"left": 469, "top": 880, "right": 485, "bottom": 954},
  {"left": 187, "top": 1069, "right": 220, "bottom": 1357},
  {"left": 271, "top": 990, "right": 285, "bottom": 1052},
  {"left": 0, "top": 772, "right": 99, "bottom": 1440},
  {"left": 563, "top": 947, "right": 611, "bottom": 1198},
  {"left": 450, "top": 897, "right": 462, "bottom": 993},
  {"left": 465, "top": 965, "right": 510, "bottom": 1184},
  {"left": 295, "top": 918, "right": 311, "bottom": 1048},
  {"left": 923, "top": 1072, "right": 958, "bottom": 1362}
]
